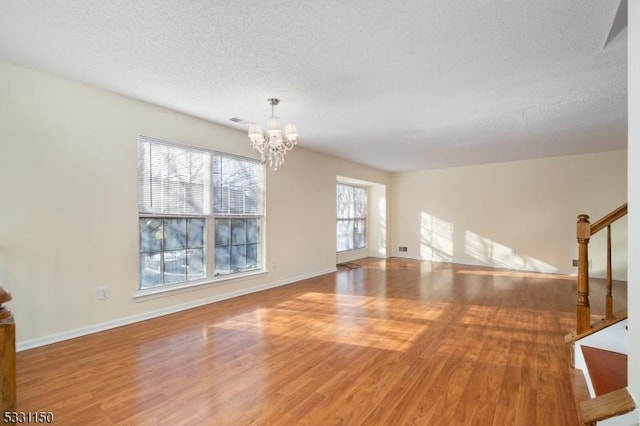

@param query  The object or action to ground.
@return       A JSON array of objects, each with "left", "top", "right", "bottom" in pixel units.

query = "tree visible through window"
[
  {"left": 139, "top": 218, "right": 206, "bottom": 285},
  {"left": 137, "top": 136, "right": 264, "bottom": 289},
  {"left": 336, "top": 183, "right": 367, "bottom": 252}
]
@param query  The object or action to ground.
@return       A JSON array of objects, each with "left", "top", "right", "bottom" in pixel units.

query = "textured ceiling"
[{"left": 0, "top": 1, "right": 628, "bottom": 172}]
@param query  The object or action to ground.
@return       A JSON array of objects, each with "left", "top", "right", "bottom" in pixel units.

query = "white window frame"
[
  {"left": 136, "top": 136, "right": 265, "bottom": 297},
  {"left": 336, "top": 182, "right": 367, "bottom": 252}
]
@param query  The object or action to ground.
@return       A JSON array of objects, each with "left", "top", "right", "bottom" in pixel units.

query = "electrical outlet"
[
  {"left": 398, "top": 246, "right": 408, "bottom": 252},
  {"left": 97, "top": 285, "right": 110, "bottom": 300},
  {"left": 572, "top": 259, "right": 578, "bottom": 267}
]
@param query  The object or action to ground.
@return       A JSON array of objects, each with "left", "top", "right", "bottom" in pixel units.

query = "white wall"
[
  {"left": 391, "top": 151, "right": 628, "bottom": 278},
  {"left": 628, "top": 0, "right": 639, "bottom": 418},
  {"left": 0, "top": 61, "right": 391, "bottom": 346}
]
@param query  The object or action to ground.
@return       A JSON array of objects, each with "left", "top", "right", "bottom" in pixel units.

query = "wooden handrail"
[
  {"left": 590, "top": 203, "right": 628, "bottom": 235},
  {"left": 574, "top": 203, "right": 627, "bottom": 334}
]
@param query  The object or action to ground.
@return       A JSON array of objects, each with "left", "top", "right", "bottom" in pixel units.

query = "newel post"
[
  {"left": 576, "top": 214, "right": 591, "bottom": 334},
  {"left": 0, "top": 287, "right": 16, "bottom": 411}
]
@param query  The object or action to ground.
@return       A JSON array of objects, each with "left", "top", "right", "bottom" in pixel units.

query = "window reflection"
[
  {"left": 138, "top": 218, "right": 206, "bottom": 287},
  {"left": 214, "top": 218, "right": 260, "bottom": 276}
]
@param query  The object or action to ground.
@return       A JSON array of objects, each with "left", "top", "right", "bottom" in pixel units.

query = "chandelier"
[{"left": 248, "top": 98, "right": 299, "bottom": 171}]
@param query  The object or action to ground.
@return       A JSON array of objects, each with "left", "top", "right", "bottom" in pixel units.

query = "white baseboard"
[{"left": 16, "top": 268, "right": 336, "bottom": 352}]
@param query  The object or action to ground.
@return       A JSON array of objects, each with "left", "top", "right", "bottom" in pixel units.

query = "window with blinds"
[
  {"left": 137, "top": 136, "right": 264, "bottom": 289},
  {"left": 138, "top": 140, "right": 210, "bottom": 215},
  {"left": 212, "top": 154, "right": 263, "bottom": 215},
  {"left": 336, "top": 183, "right": 367, "bottom": 252}
]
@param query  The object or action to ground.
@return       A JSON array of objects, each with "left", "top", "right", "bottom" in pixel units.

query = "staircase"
[
  {"left": 565, "top": 204, "right": 636, "bottom": 425},
  {"left": 567, "top": 316, "right": 633, "bottom": 425},
  {"left": 581, "top": 345, "right": 627, "bottom": 396}
]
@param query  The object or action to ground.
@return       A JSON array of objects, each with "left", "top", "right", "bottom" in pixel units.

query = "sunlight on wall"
[
  {"left": 376, "top": 193, "right": 387, "bottom": 257},
  {"left": 418, "top": 212, "right": 558, "bottom": 272},
  {"left": 465, "top": 230, "right": 521, "bottom": 269},
  {"left": 464, "top": 230, "right": 558, "bottom": 272},
  {"left": 420, "top": 212, "right": 454, "bottom": 261}
]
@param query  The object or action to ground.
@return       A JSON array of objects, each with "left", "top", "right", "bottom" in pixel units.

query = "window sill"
[
  {"left": 132, "top": 269, "right": 268, "bottom": 302},
  {"left": 336, "top": 247, "right": 367, "bottom": 253}
]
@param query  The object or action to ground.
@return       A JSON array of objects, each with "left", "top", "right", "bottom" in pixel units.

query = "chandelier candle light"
[{"left": 248, "top": 98, "right": 299, "bottom": 171}]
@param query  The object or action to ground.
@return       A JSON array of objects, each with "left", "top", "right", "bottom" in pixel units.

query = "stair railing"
[{"left": 575, "top": 203, "right": 627, "bottom": 334}]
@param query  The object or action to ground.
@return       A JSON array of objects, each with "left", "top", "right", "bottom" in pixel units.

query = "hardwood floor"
[{"left": 16, "top": 258, "right": 625, "bottom": 425}]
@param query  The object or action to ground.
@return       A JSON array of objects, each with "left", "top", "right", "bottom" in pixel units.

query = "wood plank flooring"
[{"left": 15, "top": 258, "right": 627, "bottom": 425}]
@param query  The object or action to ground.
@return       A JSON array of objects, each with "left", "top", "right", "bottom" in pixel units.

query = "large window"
[
  {"left": 137, "top": 136, "right": 264, "bottom": 289},
  {"left": 336, "top": 183, "right": 367, "bottom": 252}
]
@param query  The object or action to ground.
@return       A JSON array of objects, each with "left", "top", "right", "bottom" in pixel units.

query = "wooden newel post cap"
[
  {"left": 0, "top": 287, "right": 11, "bottom": 305},
  {"left": 0, "top": 287, "right": 12, "bottom": 320},
  {"left": 577, "top": 214, "right": 591, "bottom": 241}
]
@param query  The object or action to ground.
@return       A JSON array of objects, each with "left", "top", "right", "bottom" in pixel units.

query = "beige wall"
[
  {"left": 391, "top": 151, "right": 628, "bottom": 279},
  {"left": 0, "top": 61, "right": 391, "bottom": 346}
]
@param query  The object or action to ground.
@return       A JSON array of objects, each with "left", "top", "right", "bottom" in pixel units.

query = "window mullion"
[
  {"left": 160, "top": 220, "right": 166, "bottom": 283},
  {"left": 207, "top": 217, "right": 215, "bottom": 278}
]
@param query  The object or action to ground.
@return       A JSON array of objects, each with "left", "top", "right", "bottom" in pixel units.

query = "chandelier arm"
[{"left": 282, "top": 139, "right": 296, "bottom": 150}]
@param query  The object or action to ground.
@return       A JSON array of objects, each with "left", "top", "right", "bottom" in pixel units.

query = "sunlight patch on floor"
[
  {"left": 456, "top": 269, "right": 573, "bottom": 280},
  {"left": 457, "top": 304, "right": 563, "bottom": 333},
  {"left": 208, "top": 292, "right": 451, "bottom": 352}
]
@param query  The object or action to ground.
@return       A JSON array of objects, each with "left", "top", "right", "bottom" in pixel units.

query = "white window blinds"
[
  {"left": 138, "top": 136, "right": 264, "bottom": 216},
  {"left": 337, "top": 184, "right": 366, "bottom": 220},
  {"left": 138, "top": 137, "right": 211, "bottom": 215},
  {"left": 212, "top": 153, "right": 264, "bottom": 216}
]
